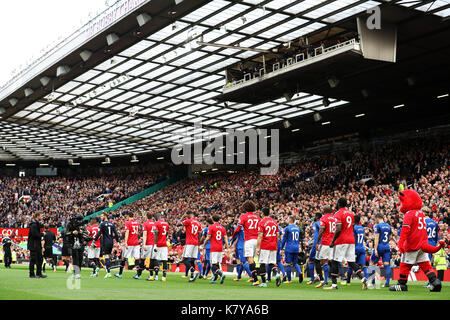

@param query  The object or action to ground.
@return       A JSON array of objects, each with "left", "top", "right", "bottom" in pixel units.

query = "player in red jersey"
[
  {"left": 179, "top": 211, "right": 202, "bottom": 282},
  {"left": 255, "top": 207, "right": 281, "bottom": 288},
  {"left": 203, "top": 215, "right": 228, "bottom": 284},
  {"left": 231, "top": 200, "right": 261, "bottom": 283},
  {"left": 133, "top": 212, "right": 157, "bottom": 280},
  {"left": 325, "top": 198, "right": 367, "bottom": 290},
  {"left": 115, "top": 211, "right": 140, "bottom": 279},
  {"left": 390, "top": 190, "right": 443, "bottom": 292},
  {"left": 152, "top": 212, "right": 170, "bottom": 282},
  {"left": 87, "top": 218, "right": 101, "bottom": 277},
  {"left": 315, "top": 205, "right": 335, "bottom": 288}
]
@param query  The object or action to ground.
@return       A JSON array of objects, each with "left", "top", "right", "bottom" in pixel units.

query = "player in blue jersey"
[
  {"left": 230, "top": 224, "right": 251, "bottom": 281},
  {"left": 307, "top": 212, "right": 327, "bottom": 285},
  {"left": 200, "top": 219, "right": 213, "bottom": 279},
  {"left": 423, "top": 207, "right": 439, "bottom": 288},
  {"left": 93, "top": 213, "right": 119, "bottom": 278},
  {"left": 281, "top": 216, "right": 304, "bottom": 283},
  {"left": 346, "top": 215, "right": 368, "bottom": 284},
  {"left": 369, "top": 213, "right": 392, "bottom": 288}
]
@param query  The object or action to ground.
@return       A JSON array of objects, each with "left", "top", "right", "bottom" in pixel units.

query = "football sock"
[
  {"left": 346, "top": 266, "right": 353, "bottom": 282},
  {"left": 330, "top": 261, "right": 339, "bottom": 285},
  {"left": 260, "top": 264, "right": 267, "bottom": 283},
  {"left": 384, "top": 264, "right": 391, "bottom": 285},
  {"left": 277, "top": 262, "right": 285, "bottom": 276},
  {"left": 323, "top": 263, "right": 329, "bottom": 282},
  {"left": 362, "top": 266, "right": 368, "bottom": 279},
  {"left": 294, "top": 264, "right": 302, "bottom": 278},
  {"left": 105, "top": 258, "right": 111, "bottom": 273},
  {"left": 197, "top": 261, "right": 202, "bottom": 275},
  {"left": 237, "top": 264, "right": 243, "bottom": 279},
  {"left": 137, "top": 259, "right": 145, "bottom": 276},
  {"left": 163, "top": 261, "right": 168, "bottom": 277},
  {"left": 266, "top": 264, "right": 271, "bottom": 281},
  {"left": 308, "top": 262, "right": 315, "bottom": 281},
  {"left": 348, "top": 262, "right": 364, "bottom": 279},
  {"left": 243, "top": 262, "right": 252, "bottom": 279},
  {"left": 286, "top": 265, "right": 292, "bottom": 281},
  {"left": 314, "top": 259, "right": 323, "bottom": 281},
  {"left": 119, "top": 259, "right": 126, "bottom": 275},
  {"left": 418, "top": 261, "right": 437, "bottom": 283},
  {"left": 249, "top": 263, "right": 258, "bottom": 282}
]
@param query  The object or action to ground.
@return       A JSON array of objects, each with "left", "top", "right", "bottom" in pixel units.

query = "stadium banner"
[{"left": 0, "top": 228, "right": 58, "bottom": 239}]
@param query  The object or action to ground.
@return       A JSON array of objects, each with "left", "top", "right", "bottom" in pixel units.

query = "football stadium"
[{"left": 0, "top": 0, "right": 449, "bottom": 307}]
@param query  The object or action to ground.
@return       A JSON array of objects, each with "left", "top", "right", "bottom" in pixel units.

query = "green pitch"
[{"left": 0, "top": 265, "right": 448, "bottom": 300}]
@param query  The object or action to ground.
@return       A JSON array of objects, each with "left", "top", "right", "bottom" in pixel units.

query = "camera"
[{"left": 66, "top": 214, "right": 92, "bottom": 249}]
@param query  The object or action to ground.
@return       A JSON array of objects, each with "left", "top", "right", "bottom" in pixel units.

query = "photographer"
[{"left": 65, "top": 214, "right": 92, "bottom": 278}]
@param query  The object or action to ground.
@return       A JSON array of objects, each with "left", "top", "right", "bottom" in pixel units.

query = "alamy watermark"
[
  {"left": 170, "top": 122, "right": 279, "bottom": 175},
  {"left": 366, "top": 6, "right": 381, "bottom": 30}
]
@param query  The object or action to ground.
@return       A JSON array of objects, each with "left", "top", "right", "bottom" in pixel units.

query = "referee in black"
[
  {"left": 27, "top": 212, "right": 47, "bottom": 278},
  {"left": 42, "top": 225, "right": 57, "bottom": 272}
]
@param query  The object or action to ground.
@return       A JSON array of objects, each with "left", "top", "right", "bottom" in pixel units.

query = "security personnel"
[
  {"left": 2, "top": 236, "right": 12, "bottom": 268},
  {"left": 27, "top": 212, "right": 47, "bottom": 278},
  {"left": 433, "top": 246, "right": 448, "bottom": 281},
  {"left": 12, "top": 250, "right": 17, "bottom": 265}
]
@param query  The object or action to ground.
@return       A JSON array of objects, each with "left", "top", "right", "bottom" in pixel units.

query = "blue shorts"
[
  {"left": 355, "top": 247, "right": 366, "bottom": 265},
  {"left": 235, "top": 247, "right": 246, "bottom": 263},
  {"left": 285, "top": 252, "right": 299, "bottom": 264},
  {"left": 309, "top": 247, "right": 316, "bottom": 260},
  {"left": 370, "top": 247, "right": 390, "bottom": 264}
]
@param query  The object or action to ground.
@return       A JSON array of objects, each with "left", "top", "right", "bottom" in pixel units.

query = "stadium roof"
[{"left": 0, "top": 0, "right": 449, "bottom": 162}]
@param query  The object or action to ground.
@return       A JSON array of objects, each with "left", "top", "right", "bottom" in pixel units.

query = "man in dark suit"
[
  {"left": 27, "top": 212, "right": 47, "bottom": 278},
  {"left": 2, "top": 236, "right": 12, "bottom": 268}
]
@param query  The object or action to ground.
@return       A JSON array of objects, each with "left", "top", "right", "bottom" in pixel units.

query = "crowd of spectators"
[
  {"left": 0, "top": 163, "right": 170, "bottom": 229},
  {"left": 1, "top": 132, "right": 449, "bottom": 269},
  {"left": 100, "top": 134, "right": 449, "bottom": 267}
]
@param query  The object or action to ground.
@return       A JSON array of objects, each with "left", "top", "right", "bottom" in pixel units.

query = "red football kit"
[
  {"left": 155, "top": 219, "right": 169, "bottom": 247},
  {"left": 125, "top": 219, "right": 140, "bottom": 246},
  {"left": 207, "top": 222, "right": 226, "bottom": 253},
  {"left": 87, "top": 225, "right": 100, "bottom": 247},
  {"left": 334, "top": 208, "right": 355, "bottom": 245},
  {"left": 183, "top": 217, "right": 202, "bottom": 246},
  {"left": 400, "top": 209, "right": 428, "bottom": 252},
  {"left": 319, "top": 213, "right": 336, "bottom": 246},
  {"left": 257, "top": 217, "right": 278, "bottom": 251},
  {"left": 234, "top": 212, "right": 261, "bottom": 241},
  {"left": 143, "top": 220, "right": 156, "bottom": 246}
]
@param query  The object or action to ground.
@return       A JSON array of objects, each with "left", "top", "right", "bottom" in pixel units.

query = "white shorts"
[
  {"left": 155, "top": 246, "right": 168, "bottom": 261},
  {"left": 332, "top": 244, "right": 356, "bottom": 263},
  {"left": 259, "top": 250, "right": 277, "bottom": 265},
  {"left": 244, "top": 239, "right": 258, "bottom": 258},
  {"left": 141, "top": 245, "right": 155, "bottom": 259},
  {"left": 182, "top": 245, "right": 199, "bottom": 259},
  {"left": 87, "top": 248, "right": 100, "bottom": 259},
  {"left": 210, "top": 251, "right": 223, "bottom": 264},
  {"left": 317, "top": 245, "right": 333, "bottom": 260},
  {"left": 401, "top": 249, "right": 429, "bottom": 265},
  {"left": 123, "top": 245, "right": 140, "bottom": 259}
]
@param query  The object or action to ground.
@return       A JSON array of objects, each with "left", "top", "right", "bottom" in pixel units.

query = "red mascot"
[{"left": 389, "top": 190, "right": 444, "bottom": 292}]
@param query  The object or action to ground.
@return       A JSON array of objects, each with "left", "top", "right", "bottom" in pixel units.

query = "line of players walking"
[{"left": 83, "top": 191, "right": 444, "bottom": 292}]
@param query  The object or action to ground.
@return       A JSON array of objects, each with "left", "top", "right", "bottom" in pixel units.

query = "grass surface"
[{"left": 0, "top": 264, "right": 448, "bottom": 300}]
